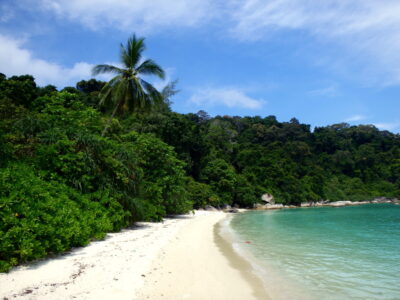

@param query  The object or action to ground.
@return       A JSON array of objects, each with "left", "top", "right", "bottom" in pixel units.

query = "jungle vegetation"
[{"left": 1, "top": 35, "right": 399, "bottom": 272}]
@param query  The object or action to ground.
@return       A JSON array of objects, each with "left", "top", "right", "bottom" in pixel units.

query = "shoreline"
[
  {"left": 214, "top": 221, "right": 270, "bottom": 300},
  {"left": 135, "top": 211, "right": 268, "bottom": 300},
  {"left": 0, "top": 211, "right": 269, "bottom": 300},
  {"left": 252, "top": 197, "right": 400, "bottom": 211},
  {"left": 0, "top": 212, "right": 206, "bottom": 299},
  {"left": 2, "top": 202, "right": 397, "bottom": 299}
]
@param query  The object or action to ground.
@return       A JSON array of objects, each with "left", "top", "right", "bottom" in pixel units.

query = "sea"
[{"left": 225, "top": 204, "right": 400, "bottom": 300}]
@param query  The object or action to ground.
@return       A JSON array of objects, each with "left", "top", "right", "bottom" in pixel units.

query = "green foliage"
[
  {"left": 200, "top": 159, "right": 237, "bottom": 205},
  {"left": 0, "top": 74, "right": 37, "bottom": 108},
  {"left": 1, "top": 70, "right": 399, "bottom": 273},
  {"left": 234, "top": 174, "right": 260, "bottom": 208},
  {"left": 186, "top": 179, "right": 220, "bottom": 209},
  {"left": 123, "top": 132, "right": 192, "bottom": 220},
  {"left": 0, "top": 164, "right": 126, "bottom": 272},
  {"left": 0, "top": 75, "right": 194, "bottom": 272},
  {"left": 92, "top": 34, "right": 166, "bottom": 136}
]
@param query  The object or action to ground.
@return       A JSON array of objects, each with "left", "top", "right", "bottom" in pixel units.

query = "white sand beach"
[{"left": 0, "top": 211, "right": 268, "bottom": 300}]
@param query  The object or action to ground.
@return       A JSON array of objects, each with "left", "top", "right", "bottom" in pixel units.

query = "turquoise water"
[{"left": 229, "top": 204, "right": 400, "bottom": 300}]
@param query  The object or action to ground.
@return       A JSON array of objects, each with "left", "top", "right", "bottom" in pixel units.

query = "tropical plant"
[{"left": 92, "top": 34, "right": 165, "bottom": 136}]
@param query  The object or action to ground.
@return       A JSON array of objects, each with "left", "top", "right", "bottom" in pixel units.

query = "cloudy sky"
[{"left": 1, "top": 0, "right": 400, "bottom": 132}]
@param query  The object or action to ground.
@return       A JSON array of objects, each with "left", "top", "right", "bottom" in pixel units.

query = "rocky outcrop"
[
  {"left": 261, "top": 194, "right": 274, "bottom": 204},
  {"left": 299, "top": 198, "right": 400, "bottom": 208},
  {"left": 254, "top": 203, "right": 288, "bottom": 210}
]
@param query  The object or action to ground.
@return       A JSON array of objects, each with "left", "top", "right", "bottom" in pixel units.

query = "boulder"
[
  {"left": 261, "top": 193, "right": 275, "bottom": 204},
  {"left": 204, "top": 205, "right": 218, "bottom": 211}
]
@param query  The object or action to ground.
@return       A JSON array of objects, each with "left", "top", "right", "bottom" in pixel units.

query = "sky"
[{"left": 1, "top": 0, "right": 400, "bottom": 132}]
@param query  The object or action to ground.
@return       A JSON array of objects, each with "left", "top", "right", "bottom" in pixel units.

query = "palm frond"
[
  {"left": 131, "top": 77, "right": 147, "bottom": 110},
  {"left": 94, "top": 33, "right": 166, "bottom": 131},
  {"left": 98, "top": 75, "right": 122, "bottom": 107},
  {"left": 126, "top": 35, "right": 146, "bottom": 69},
  {"left": 92, "top": 64, "right": 123, "bottom": 76},
  {"left": 140, "top": 79, "right": 163, "bottom": 108},
  {"left": 120, "top": 44, "right": 131, "bottom": 69},
  {"left": 161, "top": 80, "right": 179, "bottom": 99},
  {"left": 136, "top": 59, "right": 165, "bottom": 79}
]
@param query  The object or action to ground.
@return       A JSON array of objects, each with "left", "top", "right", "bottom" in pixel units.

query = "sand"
[{"left": 0, "top": 211, "right": 268, "bottom": 300}]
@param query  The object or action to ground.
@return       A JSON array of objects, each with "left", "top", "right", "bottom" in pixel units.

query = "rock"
[
  {"left": 233, "top": 204, "right": 240, "bottom": 208},
  {"left": 227, "top": 208, "right": 239, "bottom": 213},
  {"left": 261, "top": 193, "right": 275, "bottom": 204},
  {"left": 204, "top": 205, "right": 218, "bottom": 211},
  {"left": 372, "top": 197, "right": 394, "bottom": 203},
  {"left": 349, "top": 201, "right": 365, "bottom": 205},
  {"left": 264, "top": 203, "right": 284, "bottom": 209},
  {"left": 329, "top": 201, "right": 352, "bottom": 207},
  {"left": 221, "top": 204, "right": 232, "bottom": 210}
]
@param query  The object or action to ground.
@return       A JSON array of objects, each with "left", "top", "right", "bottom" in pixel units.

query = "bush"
[
  {"left": 186, "top": 179, "right": 220, "bottom": 209},
  {"left": 0, "top": 164, "right": 126, "bottom": 272},
  {"left": 123, "top": 132, "right": 193, "bottom": 220},
  {"left": 200, "top": 158, "right": 237, "bottom": 205}
]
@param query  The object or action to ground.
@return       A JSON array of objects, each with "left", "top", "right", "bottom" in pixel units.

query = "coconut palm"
[{"left": 92, "top": 34, "right": 165, "bottom": 136}]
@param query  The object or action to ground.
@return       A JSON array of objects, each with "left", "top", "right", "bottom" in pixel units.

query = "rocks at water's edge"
[
  {"left": 253, "top": 197, "right": 399, "bottom": 210},
  {"left": 202, "top": 197, "right": 399, "bottom": 212},
  {"left": 261, "top": 193, "right": 275, "bottom": 205}
]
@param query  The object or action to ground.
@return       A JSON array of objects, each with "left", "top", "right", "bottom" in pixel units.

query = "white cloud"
[
  {"left": 309, "top": 86, "right": 338, "bottom": 97},
  {"left": 189, "top": 87, "right": 264, "bottom": 109},
  {"left": 39, "top": 0, "right": 214, "bottom": 32},
  {"left": 373, "top": 122, "right": 400, "bottom": 131},
  {"left": 229, "top": 0, "right": 400, "bottom": 85},
  {"left": 7, "top": 0, "right": 400, "bottom": 87},
  {"left": 230, "top": 1, "right": 400, "bottom": 40},
  {"left": 0, "top": 34, "right": 113, "bottom": 87},
  {"left": 344, "top": 114, "right": 367, "bottom": 122}
]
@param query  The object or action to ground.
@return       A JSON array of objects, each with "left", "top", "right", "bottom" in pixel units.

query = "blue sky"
[{"left": 1, "top": 0, "right": 400, "bottom": 132}]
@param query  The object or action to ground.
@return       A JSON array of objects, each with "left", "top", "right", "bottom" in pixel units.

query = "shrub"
[
  {"left": 0, "top": 163, "right": 126, "bottom": 272},
  {"left": 186, "top": 179, "right": 220, "bottom": 209}
]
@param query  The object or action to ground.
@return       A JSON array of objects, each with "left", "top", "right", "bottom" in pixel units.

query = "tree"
[
  {"left": 160, "top": 79, "right": 179, "bottom": 110},
  {"left": 0, "top": 74, "right": 37, "bottom": 108},
  {"left": 76, "top": 79, "right": 106, "bottom": 94},
  {"left": 92, "top": 34, "right": 165, "bottom": 136}
]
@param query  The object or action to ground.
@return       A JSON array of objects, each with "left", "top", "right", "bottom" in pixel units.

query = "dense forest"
[{"left": 1, "top": 37, "right": 399, "bottom": 272}]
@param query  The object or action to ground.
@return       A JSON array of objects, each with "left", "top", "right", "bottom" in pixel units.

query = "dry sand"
[{"left": 0, "top": 211, "right": 268, "bottom": 300}]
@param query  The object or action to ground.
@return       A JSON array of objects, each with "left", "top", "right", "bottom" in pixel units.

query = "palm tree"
[{"left": 92, "top": 34, "right": 165, "bottom": 136}]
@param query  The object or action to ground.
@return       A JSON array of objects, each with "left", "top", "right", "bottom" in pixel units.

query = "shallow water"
[{"left": 229, "top": 204, "right": 400, "bottom": 300}]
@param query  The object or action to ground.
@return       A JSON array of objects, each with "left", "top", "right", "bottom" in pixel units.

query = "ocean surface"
[{"left": 227, "top": 204, "right": 400, "bottom": 300}]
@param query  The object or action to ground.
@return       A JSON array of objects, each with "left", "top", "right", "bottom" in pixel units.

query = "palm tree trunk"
[{"left": 101, "top": 102, "right": 120, "bottom": 137}]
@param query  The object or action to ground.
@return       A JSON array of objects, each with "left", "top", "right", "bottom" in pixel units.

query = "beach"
[{"left": 0, "top": 211, "right": 267, "bottom": 300}]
